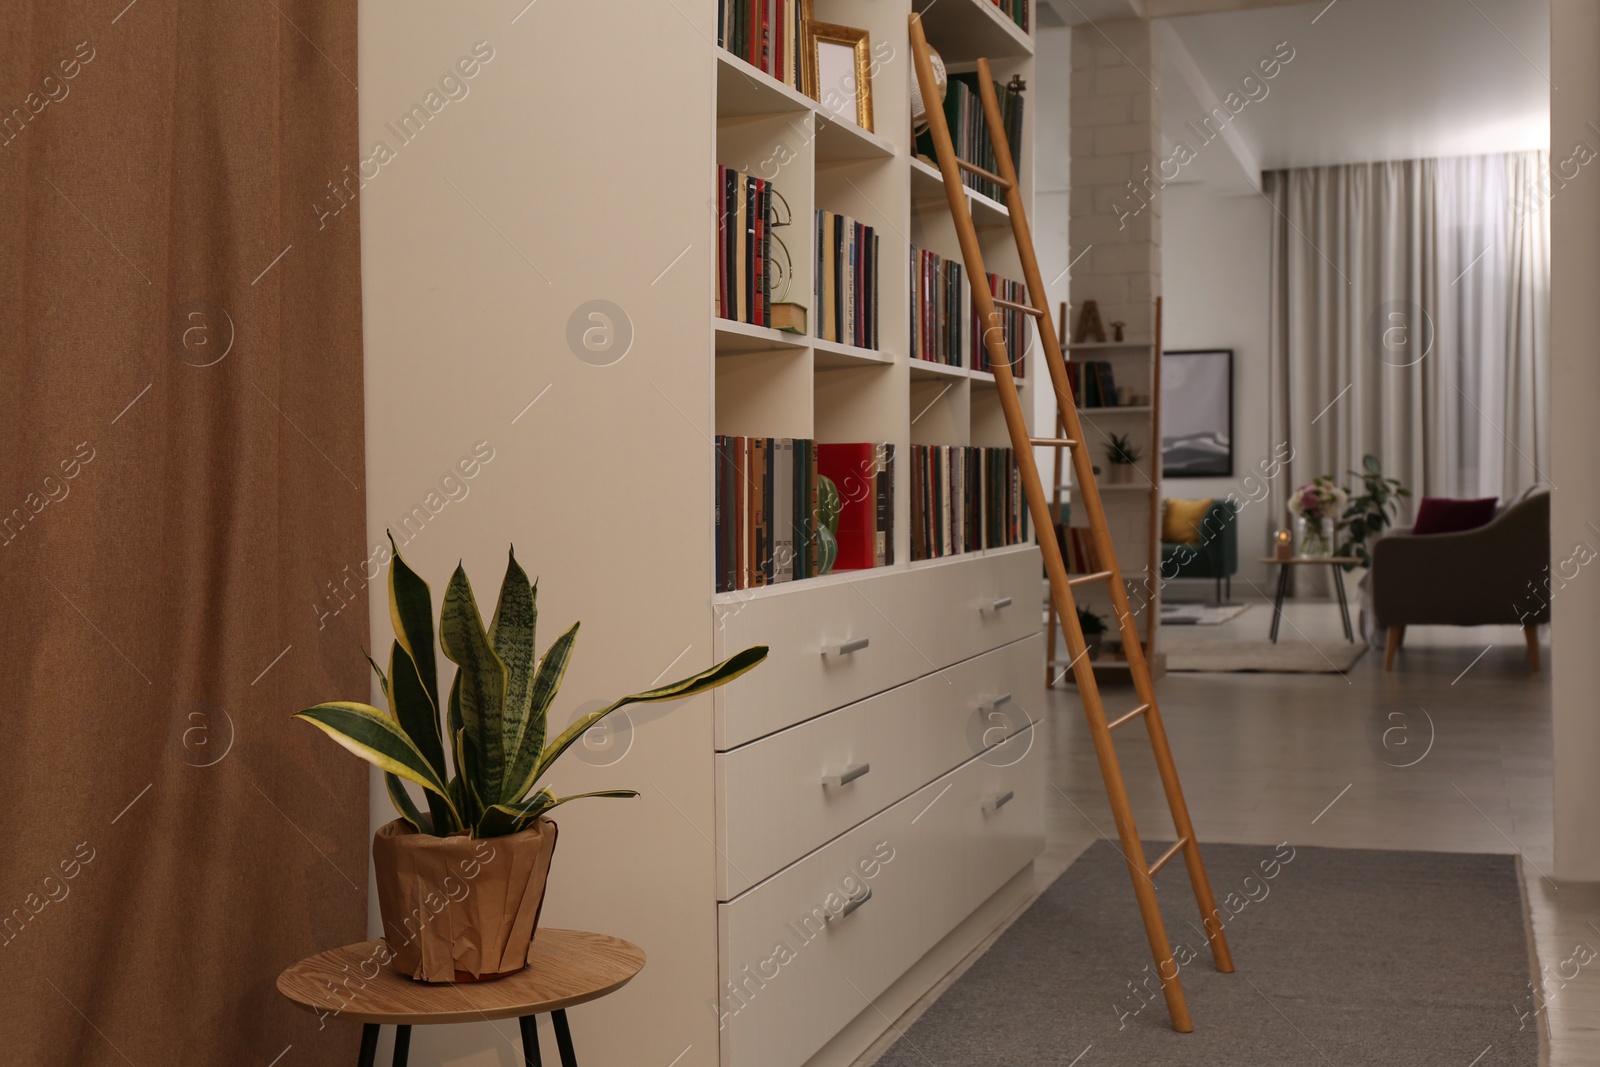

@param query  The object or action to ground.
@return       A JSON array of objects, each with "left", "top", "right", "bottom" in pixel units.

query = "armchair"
[
  {"left": 1370, "top": 488, "right": 1550, "bottom": 670},
  {"left": 1160, "top": 499, "right": 1238, "bottom": 603}
]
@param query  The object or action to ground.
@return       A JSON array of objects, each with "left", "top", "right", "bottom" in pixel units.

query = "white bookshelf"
[{"left": 362, "top": 3, "right": 1040, "bottom": 1066}]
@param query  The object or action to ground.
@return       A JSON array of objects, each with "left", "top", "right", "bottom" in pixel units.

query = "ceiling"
[{"left": 1043, "top": 0, "right": 1551, "bottom": 185}]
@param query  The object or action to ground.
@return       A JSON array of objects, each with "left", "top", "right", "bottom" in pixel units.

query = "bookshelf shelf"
[
  {"left": 1078, "top": 405, "right": 1154, "bottom": 414},
  {"left": 813, "top": 337, "right": 894, "bottom": 367},
  {"left": 908, "top": 358, "right": 969, "bottom": 381},
  {"left": 910, "top": 157, "right": 1011, "bottom": 226},
  {"left": 715, "top": 51, "right": 814, "bottom": 117},
  {"left": 816, "top": 114, "right": 898, "bottom": 162},
  {"left": 910, "top": 0, "right": 1033, "bottom": 62},
  {"left": 1066, "top": 340, "right": 1153, "bottom": 351},
  {"left": 715, "top": 319, "right": 809, "bottom": 354}
]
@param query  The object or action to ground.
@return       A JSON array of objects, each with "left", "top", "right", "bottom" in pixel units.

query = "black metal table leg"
[
  {"left": 391, "top": 1024, "right": 411, "bottom": 1067},
  {"left": 519, "top": 1014, "right": 544, "bottom": 1066},
  {"left": 1269, "top": 564, "right": 1289, "bottom": 643},
  {"left": 1332, "top": 564, "right": 1354, "bottom": 642},
  {"left": 552, "top": 1010, "right": 579, "bottom": 1067},
  {"left": 357, "top": 1024, "right": 380, "bottom": 1067}
]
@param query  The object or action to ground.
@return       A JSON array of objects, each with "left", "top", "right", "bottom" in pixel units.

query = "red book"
[{"left": 818, "top": 443, "right": 877, "bottom": 571}]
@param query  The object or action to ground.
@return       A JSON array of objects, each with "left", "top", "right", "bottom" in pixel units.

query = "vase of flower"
[{"left": 1288, "top": 478, "right": 1348, "bottom": 558}]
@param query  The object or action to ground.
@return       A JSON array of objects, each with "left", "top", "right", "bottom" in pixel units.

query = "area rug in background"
[
  {"left": 1166, "top": 639, "right": 1366, "bottom": 673},
  {"left": 871, "top": 842, "right": 1537, "bottom": 1066},
  {"left": 1161, "top": 602, "right": 1251, "bottom": 626}
]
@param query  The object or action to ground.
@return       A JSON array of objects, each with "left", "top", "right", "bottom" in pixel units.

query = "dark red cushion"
[{"left": 1411, "top": 497, "right": 1498, "bottom": 535}]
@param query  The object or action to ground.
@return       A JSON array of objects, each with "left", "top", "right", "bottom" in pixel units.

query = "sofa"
[
  {"left": 1369, "top": 487, "right": 1550, "bottom": 670},
  {"left": 1160, "top": 498, "right": 1239, "bottom": 603}
]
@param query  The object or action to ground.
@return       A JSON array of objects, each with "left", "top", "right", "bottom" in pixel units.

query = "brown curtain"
[{"left": 1, "top": 2, "right": 368, "bottom": 1064}]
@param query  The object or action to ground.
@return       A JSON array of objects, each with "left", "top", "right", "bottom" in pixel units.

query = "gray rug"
[
  {"left": 873, "top": 842, "right": 1537, "bottom": 1066},
  {"left": 1167, "top": 639, "right": 1366, "bottom": 673}
]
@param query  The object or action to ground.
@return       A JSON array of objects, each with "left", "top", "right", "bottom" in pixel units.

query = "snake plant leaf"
[
  {"left": 390, "top": 641, "right": 452, "bottom": 830},
  {"left": 384, "top": 772, "right": 432, "bottom": 834},
  {"left": 532, "top": 646, "right": 768, "bottom": 786},
  {"left": 364, "top": 649, "right": 390, "bottom": 703},
  {"left": 440, "top": 563, "right": 509, "bottom": 803},
  {"left": 477, "top": 788, "right": 639, "bottom": 837},
  {"left": 488, "top": 548, "right": 538, "bottom": 782},
  {"left": 387, "top": 535, "right": 440, "bottom": 710},
  {"left": 453, "top": 722, "right": 484, "bottom": 828},
  {"left": 294, "top": 703, "right": 460, "bottom": 824},
  {"left": 501, "top": 621, "right": 580, "bottom": 805}
]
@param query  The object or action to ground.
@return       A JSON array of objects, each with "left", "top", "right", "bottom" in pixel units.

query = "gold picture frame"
[{"left": 804, "top": 22, "right": 874, "bottom": 134}]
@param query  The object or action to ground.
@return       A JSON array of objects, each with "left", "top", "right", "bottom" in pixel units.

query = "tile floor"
[{"left": 854, "top": 596, "right": 1596, "bottom": 1066}]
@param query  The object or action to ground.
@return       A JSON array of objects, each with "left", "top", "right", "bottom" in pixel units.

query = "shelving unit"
[
  {"left": 1049, "top": 300, "right": 1167, "bottom": 682},
  {"left": 363, "top": 4, "right": 1039, "bottom": 1067}
]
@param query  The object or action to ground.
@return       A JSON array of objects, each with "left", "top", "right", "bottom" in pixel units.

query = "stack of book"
[
  {"left": 915, "top": 74, "right": 1025, "bottom": 201},
  {"left": 817, "top": 442, "right": 895, "bottom": 571},
  {"left": 1068, "top": 360, "right": 1119, "bottom": 407},
  {"left": 715, "top": 436, "right": 818, "bottom": 592},
  {"left": 814, "top": 210, "right": 880, "bottom": 349},
  {"left": 992, "top": 0, "right": 1029, "bottom": 33},
  {"left": 715, "top": 166, "right": 775, "bottom": 328},
  {"left": 1059, "top": 525, "right": 1101, "bottom": 573},
  {"left": 971, "top": 272, "right": 1027, "bottom": 377},
  {"left": 716, "top": 1, "right": 804, "bottom": 89},
  {"left": 910, "top": 446, "right": 1030, "bottom": 561},
  {"left": 909, "top": 244, "right": 967, "bottom": 367}
]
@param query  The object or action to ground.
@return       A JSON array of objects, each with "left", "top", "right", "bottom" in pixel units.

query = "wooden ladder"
[{"left": 909, "top": 14, "right": 1234, "bottom": 1032}]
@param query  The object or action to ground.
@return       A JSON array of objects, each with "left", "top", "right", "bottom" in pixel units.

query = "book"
[
  {"left": 770, "top": 301, "right": 806, "bottom": 334},
  {"left": 817, "top": 443, "right": 895, "bottom": 572}
]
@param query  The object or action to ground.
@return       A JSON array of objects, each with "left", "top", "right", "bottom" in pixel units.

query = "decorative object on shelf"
[
  {"left": 1161, "top": 349, "right": 1233, "bottom": 477},
  {"left": 816, "top": 473, "right": 841, "bottom": 575},
  {"left": 294, "top": 542, "right": 767, "bottom": 982},
  {"left": 1116, "top": 386, "right": 1131, "bottom": 406},
  {"left": 1104, "top": 433, "right": 1141, "bottom": 485},
  {"left": 1072, "top": 300, "right": 1106, "bottom": 343},
  {"left": 766, "top": 186, "right": 796, "bottom": 304},
  {"left": 1334, "top": 454, "right": 1410, "bottom": 569},
  {"left": 805, "top": 22, "right": 874, "bottom": 132},
  {"left": 1077, "top": 607, "right": 1108, "bottom": 661},
  {"left": 1288, "top": 477, "right": 1347, "bottom": 558},
  {"left": 1111, "top": 320, "right": 1126, "bottom": 342},
  {"left": 908, "top": 42, "right": 946, "bottom": 150},
  {"left": 1273, "top": 529, "right": 1293, "bottom": 561}
]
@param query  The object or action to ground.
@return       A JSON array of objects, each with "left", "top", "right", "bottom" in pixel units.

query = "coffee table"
[{"left": 1258, "top": 557, "right": 1361, "bottom": 643}]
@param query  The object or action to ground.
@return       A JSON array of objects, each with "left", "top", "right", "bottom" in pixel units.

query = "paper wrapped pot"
[{"left": 372, "top": 816, "right": 559, "bottom": 983}]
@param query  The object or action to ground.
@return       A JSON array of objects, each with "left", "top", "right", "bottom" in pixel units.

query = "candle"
[{"left": 1274, "top": 530, "right": 1293, "bottom": 560}]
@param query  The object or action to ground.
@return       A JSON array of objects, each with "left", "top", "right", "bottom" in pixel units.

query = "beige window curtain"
[
  {"left": 1266, "top": 151, "right": 1552, "bottom": 515},
  {"left": 2, "top": 3, "right": 368, "bottom": 1065}
]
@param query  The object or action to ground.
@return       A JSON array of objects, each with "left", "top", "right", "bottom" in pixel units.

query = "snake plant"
[{"left": 296, "top": 539, "right": 767, "bottom": 838}]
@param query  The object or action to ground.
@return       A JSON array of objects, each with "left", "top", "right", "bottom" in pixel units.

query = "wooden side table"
[
  {"left": 1258, "top": 556, "right": 1362, "bottom": 643},
  {"left": 277, "top": 928, "right": 645, "bottom": 1067}
]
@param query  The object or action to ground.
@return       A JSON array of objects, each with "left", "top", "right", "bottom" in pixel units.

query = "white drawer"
[
  {"left": 717, "top": 679, "right": 922, "bottom": 900},
  {"left": 916, "top": 633, "right": 1044, "bottom": 784},
  {"left": 712, "top": 549, "right": 1042, "bottom": 750},
  {"left": 712, "top": 569, "right": 925, "bottom": 749},
  {"left": 717, "top": 725, "right": 1043, "bottom": 1067},
  {"left": 716, "top": 633, "right": 1044, "bottom": 900},
  {"left": 903, "top": 546, "right": 1043, "bottom": 668}
]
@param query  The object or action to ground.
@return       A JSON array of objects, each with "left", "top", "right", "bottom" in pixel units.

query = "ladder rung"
[
  {"left": 1067, "top": 570, "right": 1113, "bottom": 588},
  {"left": 991, "top": 296, "right": 1045, "bottom": 318},
  {"left": 955, "top": 157, "right": 1013, "bottom": 189},
  {"left": 1029, "top": 437, "right": 1078, "bottom": 448},
  {"left": 1146, "top": 836, "right": 1190, "bottom": 878},
  {"left": 1106, "top": 702, "right": 1150, "bottom": 731}
]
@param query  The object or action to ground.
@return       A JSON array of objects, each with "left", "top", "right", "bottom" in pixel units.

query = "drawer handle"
[
  {"left": 828, "top": 888, "right": 872, "bottom": 922},
  {"left": 983, "top": 790, "right": 1016, "bottom": 814},
  {"left": 977, "top": 693, "right": 1013, "bottom": 714},
  {"left": 822, "top": 636, "right": 870, "bottom": 657},
  {"left": 822, "top": 762, "right": 872, "bottom": 788},
  {"left": 983, "top": 596, "right": 1014, "bottom": 613}
]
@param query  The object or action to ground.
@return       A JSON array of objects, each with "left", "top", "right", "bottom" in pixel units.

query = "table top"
[
  {"left": 276, "top": 929, "right": 645, "bottom": 1025},
  {"left": 1259, "top": 556, "right": 1361, "bottom": 565}
]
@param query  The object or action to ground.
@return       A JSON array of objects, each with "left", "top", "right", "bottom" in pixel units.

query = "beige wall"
[{"left": 1550, "top": 0, "right": 1600, "bottom": 882}]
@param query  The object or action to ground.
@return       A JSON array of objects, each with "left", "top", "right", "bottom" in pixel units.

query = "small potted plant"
[
  {"left": 1077, "top": 606, "right": 1109, "bottom": 660},
  {"left": 295, "top": 540, "right": 766, "bottom": 983},
  {"left": 1104, "top": 433, "right": 1141, "bottom": 485}
]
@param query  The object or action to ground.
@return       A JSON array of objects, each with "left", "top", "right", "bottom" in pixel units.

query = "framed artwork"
[
  {"left": 1161, "top": 349, "right": 1233, "bottom": 477},
  {"left": 805, "top": 23, "right": 874, "bottom": 132}
]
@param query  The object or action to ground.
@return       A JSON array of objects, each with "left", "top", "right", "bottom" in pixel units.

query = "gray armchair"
[{"left": 1370, "top": 488, "right": 1550, "bottom": 670}]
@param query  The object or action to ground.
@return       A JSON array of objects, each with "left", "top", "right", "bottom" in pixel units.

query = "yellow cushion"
[{"left": 1162, "top": 498, "right": 1213, "bottom": 545}]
